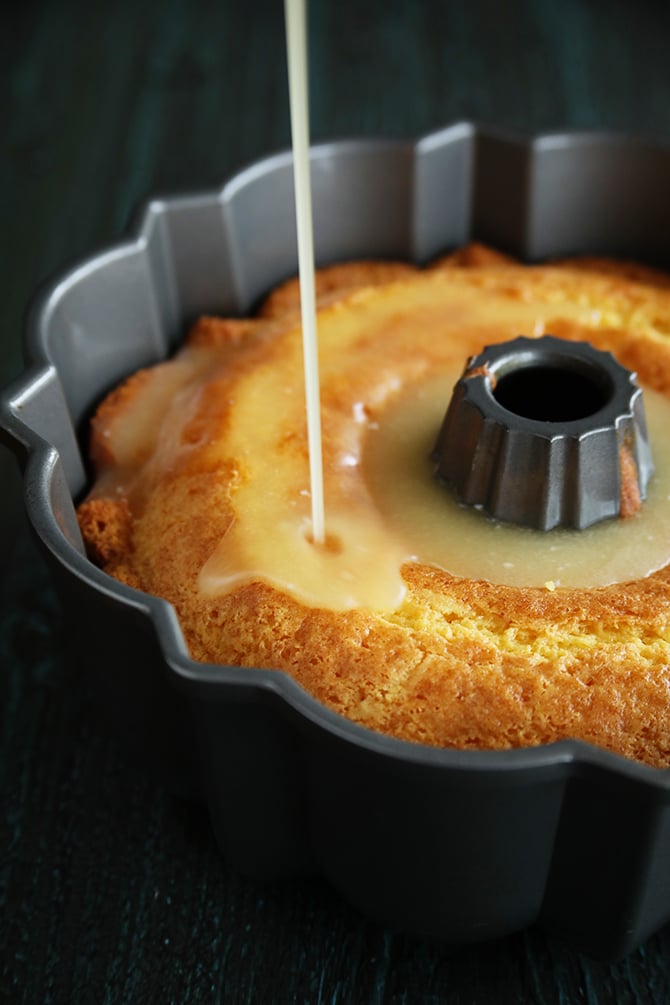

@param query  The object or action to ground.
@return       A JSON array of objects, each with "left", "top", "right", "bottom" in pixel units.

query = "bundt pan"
[{"left": 3, "top": 123, "right": 670, "bottom": 960}]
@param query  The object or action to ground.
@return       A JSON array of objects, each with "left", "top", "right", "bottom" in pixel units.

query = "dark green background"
[{"left": 3, "top": 1, "right": 670, "bottom": 1001}]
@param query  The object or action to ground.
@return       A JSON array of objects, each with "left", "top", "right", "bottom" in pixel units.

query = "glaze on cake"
[{"left": 77, "top": 245, "right": 670, "bottom": 767}]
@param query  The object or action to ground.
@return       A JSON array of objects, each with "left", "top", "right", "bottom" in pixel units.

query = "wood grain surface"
[{"left": 3, "top": 1, "right": 670, "bottom": 1001}]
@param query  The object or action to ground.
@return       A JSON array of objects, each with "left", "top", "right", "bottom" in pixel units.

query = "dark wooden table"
[{"left": 3, "top": 1, "right": 670, "bottom": 1001}]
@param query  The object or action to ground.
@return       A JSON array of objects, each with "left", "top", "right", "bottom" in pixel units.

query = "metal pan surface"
[{"left": 3, "top": 124, "right": 670, "bottom": 958}]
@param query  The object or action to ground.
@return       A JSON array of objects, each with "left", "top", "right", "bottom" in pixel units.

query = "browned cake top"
[{"left": 77, "top": 246, "right": 670, "bottom": 767}]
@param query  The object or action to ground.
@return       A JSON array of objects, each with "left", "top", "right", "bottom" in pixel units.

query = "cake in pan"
[{"left": 76, "top": 243, "right": 670, "bottom": 768}]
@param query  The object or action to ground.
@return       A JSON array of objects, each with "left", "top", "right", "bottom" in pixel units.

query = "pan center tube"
[{"left": 432, "top": 335, "right": 654, "bottom": 530}]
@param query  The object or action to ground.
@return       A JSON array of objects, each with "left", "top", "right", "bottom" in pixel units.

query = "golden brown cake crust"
[
  {"left": 77, "top": 246, "right": 670, "bottom": 768},
  {"left": 256, "top": 260, "right": 418, "bottom": 318}
]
